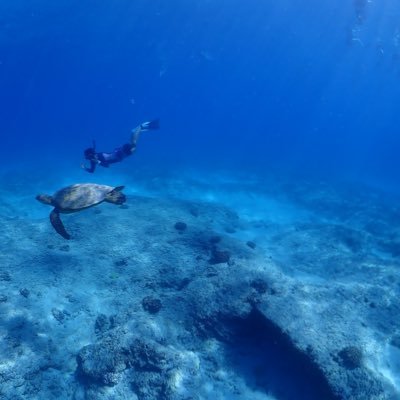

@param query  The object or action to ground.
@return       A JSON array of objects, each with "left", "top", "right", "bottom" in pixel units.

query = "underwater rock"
[
  {"left": 131, "top": 371, "right": 168, "bottom": 400},
  {"left": 340, "top": 233, "right": 363, "bottom": 253},
  {"left": 0, "top": 271, "right": 11, "bottom": 281},
  {"left": 66, "top": 294, "right": 78, "bottom": 303},
  {"left": 154, "top": 265, "right": 192, "bottom": 291},
  {"left": 209, "top": 235, "right": 221, "bottom": 244},
  {"left": 337, "top": 346, "right": 363, "bottom": 370},
  {"left": 175, "top": 277, "right": 191, "bottom": 290},
  {"left": 142, "top": 296, "right": 162, "bottom": 314},
  {"left": 189, "top": 208, "right": 199, "bottom": 217},
  {"left": 59, "top": 244, "right": 70, "bottom": 252},
  {"left": 76, "top": 335, "right": 175, "bottom": 395},
  {"left": 0, "top": 294, "right": 7, "bottom": 302},
  {"left": 208, "top": 248, "right": 231, "bottom": 265},
  {"left": 94, "top": 314, "right": 110, "bottom": 335},
  {"left": 193, "top": 310, "right": 238, "bottom": 342},
  {"left": 114, "top": 258, "right": 129, "bottom": 268},
  {"left": 391, "top": 335, "right": 400, "bottom": 349},
  {"left": 19, "top": 288, "right": 30, "bottom": 298},
  {"left": 52, "top": 308, "right": 65, "bottom": 323},
  {"left": 250, "top": 278, "right": 269, "bottom": 294},
  {"left": 157, "top": 273, "right": 191, "bottom": 291},
  {"left": 77, "top": 340, "right": 127, "bottom": 386},
  {"left": 378, "top": 240, "right": 400, "bottom": 257},
  {"left": 246, "top": 240, "right": 256, "bottom": 249},
  {"left": 174, "top": 221, "right": 187, "bottom": 232},
  {"left": 128, "top": 340, "right": 181, "bottom": 400},
  {"left": 128, "top": 339, "right": 168, "bottom": 372}
]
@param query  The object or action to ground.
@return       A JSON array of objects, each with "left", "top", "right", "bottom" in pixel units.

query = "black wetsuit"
[{"left": 85, "top": 143, "right": 134, "bottom": 173}]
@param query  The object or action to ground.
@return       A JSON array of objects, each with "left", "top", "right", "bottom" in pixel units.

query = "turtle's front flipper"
[{"left": 50, "top": 209, "right": 71, "bottom": 240}]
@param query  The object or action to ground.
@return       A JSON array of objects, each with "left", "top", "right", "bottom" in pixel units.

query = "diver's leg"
[
  {"left": 130, "top": 119, "right": 160, "bottom": 147},
  {"left": 130, "top": 125, "right": 142, "bottom": 147}
]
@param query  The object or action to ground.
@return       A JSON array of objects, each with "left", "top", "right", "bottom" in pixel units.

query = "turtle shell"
[{"left": 52, "top": 183, "right": 115, "bottom": 211}]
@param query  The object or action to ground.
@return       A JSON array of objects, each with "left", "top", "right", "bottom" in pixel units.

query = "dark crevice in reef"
[{"left": 224, "top": 308, "right": 340, "bottom": 400}]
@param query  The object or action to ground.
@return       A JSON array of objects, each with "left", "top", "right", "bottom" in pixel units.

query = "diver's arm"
[{"left": 88, "top": 160, "right": 97, "bottom": 173}]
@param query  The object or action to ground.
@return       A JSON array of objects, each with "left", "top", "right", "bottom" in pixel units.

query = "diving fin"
[
  {"left": 50, "top": 209, "right": 71, "bottom": 240},
  {"left": 141, "top": 119, "right": 160, "bottom": 130}
]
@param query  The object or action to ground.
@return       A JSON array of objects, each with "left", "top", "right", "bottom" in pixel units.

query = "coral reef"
[
  {"left": 0, "top": 175, "right": 399, "bottom": 399},
  {"left": 337, "top": 346, "right": 364, "bottom": 370}
]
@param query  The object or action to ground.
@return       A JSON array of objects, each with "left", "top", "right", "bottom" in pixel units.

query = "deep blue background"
[{"left": 1, "top": 0, "right": 399, "bottom": 184}]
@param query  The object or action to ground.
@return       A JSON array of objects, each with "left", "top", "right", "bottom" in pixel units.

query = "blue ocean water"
[
  {"left": 1, "top": 1, "right": 400, "bottom": 399},
  {"left": 1, "top": 0, "right": 399, "bottom": 181}
]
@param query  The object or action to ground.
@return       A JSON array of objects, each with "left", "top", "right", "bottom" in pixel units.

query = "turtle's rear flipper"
[{"left": 50, "top": 209, "right": 71, "bottom": 240}]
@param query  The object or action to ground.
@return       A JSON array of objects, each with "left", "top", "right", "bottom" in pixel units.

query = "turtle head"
[
  {"left": 36, "top": 194, "right": 54, "bottom": 206},
  {"left": 105, "top": 186, "right": 126, "bottom": 205}
]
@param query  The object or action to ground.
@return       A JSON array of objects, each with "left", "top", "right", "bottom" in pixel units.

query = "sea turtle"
[{"left": 36, "top": 183, "right": 126, "bottom": 239}]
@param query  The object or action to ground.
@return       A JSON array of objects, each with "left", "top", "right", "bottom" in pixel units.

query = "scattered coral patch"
[
  {"left": 247, "top": 241, "right": 256, "bottom": 249},
  {"left": 174, "top": 221, "right": 187, "bottom": 232},
  {"left": 208, "top": 248, "right": 231, "bottom": 264},
  {"left": 142, "top": 296, "right": 162, "bottom": 314},
  {"left": 337, "top": 346, "right": 363, "bottom": 370}
]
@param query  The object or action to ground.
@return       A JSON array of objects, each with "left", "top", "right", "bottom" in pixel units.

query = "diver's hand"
[{"left": 81, "top": 162, "right": 92, "bottom": 172}]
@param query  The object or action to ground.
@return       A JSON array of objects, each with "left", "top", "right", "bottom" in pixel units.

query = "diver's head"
[{"left": 84, "top": 147, "right": 96, "bottom": 160}]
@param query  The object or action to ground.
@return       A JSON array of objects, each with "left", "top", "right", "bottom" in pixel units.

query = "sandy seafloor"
[{"left": 0, "top": 165, "right": 399, "bottom": 400}]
